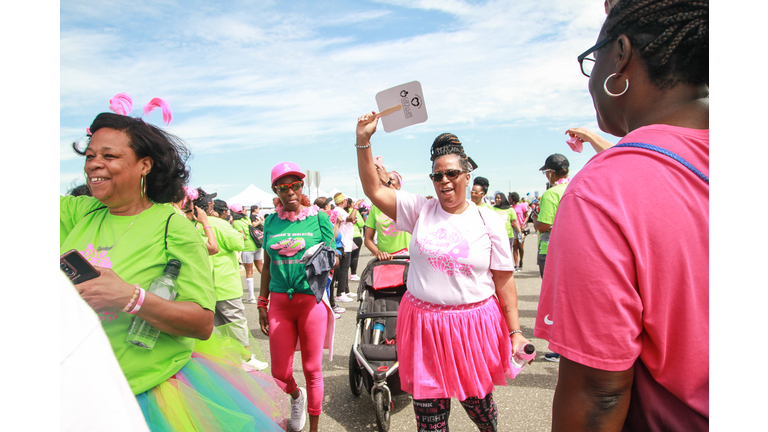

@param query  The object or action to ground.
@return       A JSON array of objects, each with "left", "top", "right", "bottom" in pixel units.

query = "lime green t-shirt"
[
  {"left": 60, "top": 196, "right": 215, "bottom": 395},
  {"left": 233, "top": 217, "right": 258, "bottom": 251},
  {"left": 477, "top": 202, "right": 494, "bottom": 211},
  {"left": 206, "top": 216, "right": 245, "bottom": 301},
  {"left": 493, "top": 206, "right": 515, "bottom": 238},
  {"left": 537, "top": 182, "right": 568, "bottom": 255},
  {"left": 364, "top": 205, "right": 411, "bottom": 254},
  {"left": 353, "top": 215, "right": 365, "bottom": 238},
  {"left": 264, "top": 210, "right": 334, "bottom": 299}
]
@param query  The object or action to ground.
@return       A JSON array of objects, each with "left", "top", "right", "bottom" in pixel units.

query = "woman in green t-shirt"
[
  {"left": 61, "top": 101, "right": 285, "bottom": 431},
  {"left": 493, "top": 192, "right": 522, "bottom": 254},
  {"left": 258, "top": 161, "right": 336, "bottom": 432},
  {"left": 364, "top": 168, "right": 411, "bottom": 260}
]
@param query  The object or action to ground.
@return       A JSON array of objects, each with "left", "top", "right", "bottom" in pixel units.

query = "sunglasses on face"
[
  {"left": 275, "top": 180, "right": 304, "bottom": 192},
  {"left": 429, "top": 169, "right": 465, "bottom": 182}
]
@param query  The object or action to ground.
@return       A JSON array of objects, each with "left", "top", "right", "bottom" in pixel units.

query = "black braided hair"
[
  {"left": 430, "top": 133, "right": 471, "bottom": 172},
  {"left": 603, "top": 0, "right": 707, "bottom": 89},
  {"left": 473, "top": 176, "right": 489, "bottom": 194}
]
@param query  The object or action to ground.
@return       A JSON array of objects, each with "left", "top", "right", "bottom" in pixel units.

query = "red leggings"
[{"left": 268, "top": 292, "right": 327, "bottom": 416}]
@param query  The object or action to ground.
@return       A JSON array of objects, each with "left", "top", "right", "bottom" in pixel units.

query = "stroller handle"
[{"left": 373, "top": 254, "right": 410, "bottom": 263}]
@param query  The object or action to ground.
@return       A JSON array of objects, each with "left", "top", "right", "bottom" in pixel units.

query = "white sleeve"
[
  {"left": 394, "top": 190, "right": 427, "bottom": 234},
  {"left": 480, "top": 207, "right": 515, "bottom": 271}
]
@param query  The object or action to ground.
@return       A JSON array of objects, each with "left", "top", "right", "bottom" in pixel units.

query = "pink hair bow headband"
[{"left": 86, "top": 93, "right": 173, "bottom": 135}]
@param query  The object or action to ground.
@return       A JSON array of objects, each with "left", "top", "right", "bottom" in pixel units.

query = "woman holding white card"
[{"left": 355, "top": 113, "right": 530, "bottom": 432}]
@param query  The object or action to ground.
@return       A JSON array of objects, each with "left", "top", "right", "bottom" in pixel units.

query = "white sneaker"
[
  {"left": 290, "top": 387, "right": 307, "bottom": 431},
  {"left": 346, "top": 292, "right": 357, "bottom": 297},
  {"left": 334, "top": 313, "right": 342, "bottom": 319},
  {"left": 350, "top": 274, "right": 360, "bottom": 281},
  {"left": 335, "top": 294, "right": 353, "bottom": 303},
  {"left": 242, "top": 355, "right": 268, "bottom": 371}
]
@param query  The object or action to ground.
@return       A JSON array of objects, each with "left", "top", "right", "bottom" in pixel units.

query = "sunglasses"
[
  {"left": 429, "top": 169, "right": 465, "bottom": 182},
  {"left": 275, "top": 180, "right": 304, "bottom": 192}
]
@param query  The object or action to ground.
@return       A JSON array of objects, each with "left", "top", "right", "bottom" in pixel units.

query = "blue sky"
[{"left": 59, "top": 0, "right": 617, "bottom": 202}]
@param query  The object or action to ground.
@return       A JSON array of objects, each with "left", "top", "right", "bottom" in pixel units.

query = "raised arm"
[
  {"left": 356, "top": 112, "right": 397, "bottom": 219},
  {"left": 566, "top": 127, "right": 614, "bottom": 153}
]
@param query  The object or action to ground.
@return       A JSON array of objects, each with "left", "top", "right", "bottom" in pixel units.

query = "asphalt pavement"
[{"left": 240, "top": 234, "right": 558, "bottom": 431}]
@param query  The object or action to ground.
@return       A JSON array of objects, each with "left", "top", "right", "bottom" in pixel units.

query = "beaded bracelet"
[
  {"left": 128, "top": 287, "right": 146, "bottom": 315},
  {"left": 354, "top": 142, "right": 372, "bottom": 149},
  {"left": 122, "top": 284, "right": 141, "bottom": 312},
  {"left": 509, "top": 330, "right": 523, "bottom": 337}
]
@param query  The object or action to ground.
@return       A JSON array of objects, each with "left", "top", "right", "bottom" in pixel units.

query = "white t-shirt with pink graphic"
[{"left": 395, "top": 190, "right": 514, "bottom": 305}]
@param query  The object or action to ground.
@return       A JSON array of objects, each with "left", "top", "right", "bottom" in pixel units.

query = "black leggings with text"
[{"left": 412, "top": 393, "right": 497, "bottom": 432}]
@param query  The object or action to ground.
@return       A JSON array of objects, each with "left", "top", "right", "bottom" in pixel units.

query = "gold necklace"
[{"left": 96, "top": 202, "right": 152, "bottom": 252}]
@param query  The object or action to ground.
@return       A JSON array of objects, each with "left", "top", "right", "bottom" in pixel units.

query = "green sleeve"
[
  {"left": 60, "top": 195, "right": 103, "bottom": 246},
  {"left": 318, "top": 211, "right": 335, "bottom": 247},
  {"left": 165, "top": 214, "right": 216, "bottom": 310},
  {"left": 537, "top": 190, "right": 560, "bottom": 225},
  {"left": 211, "top": 218, "right": 246, "bottom": 252},
  {"left": 365, "top": 207, "right": 378, "bottom": 229}
]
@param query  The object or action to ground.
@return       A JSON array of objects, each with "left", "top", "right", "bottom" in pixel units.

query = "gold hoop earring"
[
  {"left": 141, "top": 174, "right": 146, "bottom": 198},
  {"left": 604, "top": 73, "right": 629, "bottom": 97}
]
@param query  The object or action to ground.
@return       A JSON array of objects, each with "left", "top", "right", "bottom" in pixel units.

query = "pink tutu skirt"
[{"left": 397, "top": 291, "right": 514, "bottom": 401}]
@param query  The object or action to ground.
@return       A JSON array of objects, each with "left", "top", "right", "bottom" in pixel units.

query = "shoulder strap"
[
  {"left": 613, "top": 142, "right": 709, "bottom": 184},
  {"left": 164, "top": 213, "right": 174, "bottom": 250},
  {"left": 85, "top": 206, "right": 108, "bottom": 216}
]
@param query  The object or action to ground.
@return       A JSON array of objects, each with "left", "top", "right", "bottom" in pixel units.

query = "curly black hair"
[
  {"left": 473, "top": 176, "right": 489, "bottom": 194},
  {"left": 602, "top": 0, "right": 708, "bottom": 89},
  {"left": 73, "top": 112, "right": 191, "bottom": 204}
]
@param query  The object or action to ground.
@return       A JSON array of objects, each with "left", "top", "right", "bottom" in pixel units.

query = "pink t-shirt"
[
  {"left": 534, "top": 125, "right": 709, "bottom": 424},
  {"left": 512, "top": 203, "right": 527, "bottom": 226},
  {"left": 395, "top": 190, "right": 514, "bottom": 305}
]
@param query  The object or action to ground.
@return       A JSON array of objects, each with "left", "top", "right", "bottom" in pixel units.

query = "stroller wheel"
[
  {"left": 373, "top": 390, "right": 391, "bottom": 432},
  {"left": 349, "top": 348, "right": 364, "bottom": 397}
]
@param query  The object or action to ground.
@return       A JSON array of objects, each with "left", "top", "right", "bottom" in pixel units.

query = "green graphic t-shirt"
[
  {"left": 264, "top": 209, "right": 334, "bottom": 299},
  {"left": 353, "top": 215, "right": 365, "bottom": 238},
  {"left": 364, "top": 205, "right": 411, "bottom": 254},
  {"left": 60, "top": 196, "right": 215, "bottom": 395}
]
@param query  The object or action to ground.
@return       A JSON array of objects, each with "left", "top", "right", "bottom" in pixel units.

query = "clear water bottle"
[
  {"left": 371, "top": 320, "right": 386, "bottom": 345},
  {"left": 126, "top": 260, "right": 181, "bottom": 350},
  {"left": 510, "top": 343, "right": 536, "bottom": 378}
]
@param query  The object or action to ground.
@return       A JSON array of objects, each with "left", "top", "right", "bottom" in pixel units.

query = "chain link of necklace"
[{"left": 96, "top": 202, "right": 152, "bottom": 252}]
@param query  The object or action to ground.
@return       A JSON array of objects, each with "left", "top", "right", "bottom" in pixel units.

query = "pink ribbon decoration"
[
  {"left": 143, "top": 97, "right": 173, "bottom": 125},
  {"left": 109, "top": 93, "right": 134, "bottom": 116},
  {"left": 566, "top": 136, "right": 584, "bottom": 153}
]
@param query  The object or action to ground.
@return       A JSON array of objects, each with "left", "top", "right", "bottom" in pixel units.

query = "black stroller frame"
[{"left": 348, "top": 256, "right": 409, "bottom": 432}]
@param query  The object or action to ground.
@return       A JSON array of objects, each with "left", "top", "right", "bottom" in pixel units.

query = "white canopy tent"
[{"left": 225, "top": 184, "right": 275, "bottom": 209}]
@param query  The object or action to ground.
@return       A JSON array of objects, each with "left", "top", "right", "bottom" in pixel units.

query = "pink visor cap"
[
  {"left": 271, "top": 161, "right": 306, "bottom": 185},
  {"left": 228, "top": 203, "right": 243, "bottom": 213}
]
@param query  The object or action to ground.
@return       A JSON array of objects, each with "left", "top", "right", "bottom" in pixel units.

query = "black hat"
[
  {"left": 193, "top": 188, "right": 217, "bottom": 209},
  {"left": 540, "top": 153, "right": 569, "bottom": 172}
]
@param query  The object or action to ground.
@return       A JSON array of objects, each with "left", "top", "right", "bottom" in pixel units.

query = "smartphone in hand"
[
  {"left": 60, "top": 249, "right": 100, "bottom": 284},
  {"left": 374, "top": 156, "right": 384, "bottom": 169}
]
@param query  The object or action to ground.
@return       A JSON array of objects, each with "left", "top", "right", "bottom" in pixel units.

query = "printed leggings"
[
  {"left": 412, "top": 393, "right": 498, "bottom": 432},
  {"left": 268, "top": 292, "right": 327, "bottom": 416}
]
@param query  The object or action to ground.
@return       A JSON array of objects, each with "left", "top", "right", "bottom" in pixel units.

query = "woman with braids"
[
  {"left": 61, "top": 94, "right": 286, "bottom": 431},
  {"left": 534, "top": 1, "right": 708, "bottom": 430},
  {"left": 356, "top": 115, "right": 530, "bottom": 432}
]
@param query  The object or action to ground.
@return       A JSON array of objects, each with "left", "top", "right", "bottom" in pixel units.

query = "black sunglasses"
[
  {"left": 429, "top": 169, "right": 465, "bottom": 182},
  {"left": 577, "top": 37, "right": 615, "bottom": 77}
]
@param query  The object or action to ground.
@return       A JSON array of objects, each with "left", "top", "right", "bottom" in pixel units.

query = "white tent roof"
[{"left": 226, "top": 184, "right": 275, "bottom": 208}]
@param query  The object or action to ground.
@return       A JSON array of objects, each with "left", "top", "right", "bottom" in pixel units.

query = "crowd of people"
[{"left": 61, "top": 0, "right": 708, "bottom": 431}]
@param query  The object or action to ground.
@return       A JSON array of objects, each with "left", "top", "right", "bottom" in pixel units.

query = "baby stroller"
[{"left": 348, "top": 255, "right": 409, "bottom": 432}]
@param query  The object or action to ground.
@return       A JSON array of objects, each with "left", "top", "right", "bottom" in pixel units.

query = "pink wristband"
[
  {"left": 128, "top": 287, "right": 146, "bottom": 314},
  {"left": 203, "top": 225, "right": 212, "bottom": 229}
]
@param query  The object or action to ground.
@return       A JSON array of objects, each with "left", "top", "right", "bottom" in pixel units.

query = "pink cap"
[
  {"left": 229, "top": 203, "right": 243, "bottom": 213},
  {"left": 271, "top": 161, "right": 305, "bottom": 185}
]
